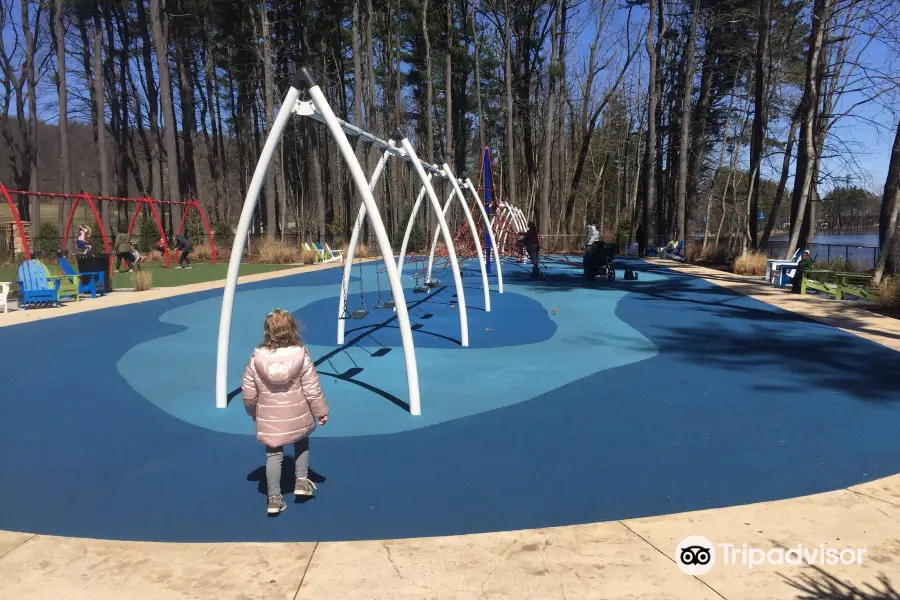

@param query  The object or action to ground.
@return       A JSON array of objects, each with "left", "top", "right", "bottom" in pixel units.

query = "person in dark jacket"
[
  {"left": 521, "top": 221, "right": 542, "bottom": 279},
  {"left": 173, "top": 233, "right": 194, "bottom": 269},
  {"left": 636, "top": 224, "right": 646, "bottom": 258},
  {"left": 791, "top": 251, "right": 814, "bottom": 293}
]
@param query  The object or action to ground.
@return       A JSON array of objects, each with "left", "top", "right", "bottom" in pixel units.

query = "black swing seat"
[
  {"left": 424, "top": 279, "right": 440, "bottom": 288},
  {"left": 382, "top": 300, "right": 396, "bottom": 308},
  {"left": 413, "top": 286, "right": 429, "bottom": 294},
  {"left": 350, "top": 309, "right": 369, "bottom": 320}
]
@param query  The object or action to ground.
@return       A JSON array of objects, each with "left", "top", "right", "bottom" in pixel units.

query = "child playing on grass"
[{"left": 242, "top": 309, "right": 329, "bottom": 515}]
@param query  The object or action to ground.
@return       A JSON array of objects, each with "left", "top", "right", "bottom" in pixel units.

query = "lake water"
[
  {"left": 768, "top": 232, "right": 879, "bottom": 247},
  {"left": 764, "top": 231, "right": 880, "bottom": 268}
]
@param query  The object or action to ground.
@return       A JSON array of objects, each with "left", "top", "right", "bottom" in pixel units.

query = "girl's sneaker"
[
  {"left": 267, "top": 495, "right": 286, "bottom": 515},
  {"left": 294, "top": 478, "right": 317, "bottom": 497}
]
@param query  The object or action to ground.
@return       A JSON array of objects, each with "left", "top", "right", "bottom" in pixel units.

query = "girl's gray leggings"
[{"left": 265, "top": 438, "right": 309, "bottom": 498}]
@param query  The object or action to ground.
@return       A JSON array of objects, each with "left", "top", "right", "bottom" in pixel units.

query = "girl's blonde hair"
[{"left": 260, "top": 309, "right": 301, "bottom": 350}]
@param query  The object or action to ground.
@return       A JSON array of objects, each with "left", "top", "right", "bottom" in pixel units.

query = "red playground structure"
[{"left": 1, "top": 184, "right": 216, "bottom": 274}]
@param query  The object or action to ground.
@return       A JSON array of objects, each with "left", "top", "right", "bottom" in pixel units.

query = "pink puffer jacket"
[{"left": 241, "top": 346, "right": 329, "bottom": 448}]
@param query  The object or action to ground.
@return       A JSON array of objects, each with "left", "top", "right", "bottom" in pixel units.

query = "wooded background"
[{"left": 1, "top": 0, "right": 900, "bottom": 278}]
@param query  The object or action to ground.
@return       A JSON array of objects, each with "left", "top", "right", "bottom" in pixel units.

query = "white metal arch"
[
  {"left": 397, "top": 178, "right": 447, "bottom": 277},
  {"left": 335, "top": 146, "right": 391, "bottom": 345},
  {"left": 216, "top": 70, "right": 422, "bottom": 415},
  {"left": 397, "top": 139, "right": 470, "bottom": 343},
  {"left": 462, "top": 178, "right": 504, "bottom": 295},
  {"left": 337, "top": 137, "right": 470, "bottom": 348}
]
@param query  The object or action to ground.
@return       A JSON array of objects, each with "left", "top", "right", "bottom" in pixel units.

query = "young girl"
[
  {"left": 242, "top": 309, "right": 329, "bottom": 515},
  {"left": 76, "top": 225, "right": 92, "bottom": 254}
]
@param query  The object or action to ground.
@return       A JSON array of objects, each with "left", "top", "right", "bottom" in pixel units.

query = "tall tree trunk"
[
  {"left": 150, "top": 0, "right": 182, "bottom": 224},
  {"left": 136, "top": 0, "right": 162, "bottom": 202},
  {"left": 351, "top": 0, "right": 364, "bottom": 243},
  {"left": 52, "top": 0, "right": 73, "bottom": 252},
  {"left": 22, "top": 0, "right": 40, "bottom": 236},
  {"left": 503, "top": 0, "right": 516, "bottom": 205},
  {"left": 786, "top": 0, "right": 829, "bottom": 259},
  {"left": 703, "top": 97, "right": 734, "bottom": 248},
  {"left": 748, "top": 0, "right": 771, "bottom": 249},
  {"left": 255, "top": 0, "right": 278, "bottom": 239},
  {"left": 310, "top": 124, "right": 326, "bottom": 243},
  {"left": 643, "top": 0, "right": 663, "bottom": 246},
  {"left": 539, "top": 2, "right": 559, "bottom": 236},
  {"left": 92, "top": 5, "right": 111, "bottom": 233},
  {"left": 174, "top": 1, "right": 199, "bottom": 209},
  {"left": 676, "top": 0, "right": 699, "bottom": 245},
  {"left": 874, "top": 118, "right": 900, "bottom": 284},
  {"left": 759, "top": 109, "right": 799, "bottom": 248},
  {"left": 444, "top": 0, "right": 454, "bottom": 163},
  {"left": 470, "top": 0, "right": 485, "bottom": 151}
]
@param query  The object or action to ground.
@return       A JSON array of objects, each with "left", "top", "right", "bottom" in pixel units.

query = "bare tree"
[
  {"left": 150, "top": 0, "right": 181, "bottom": 225},
  {"left": 469, "top": 0, "right": 486, "bottom": 151},
  {"left": 874, "top": 117, "right": 900, "bottom": 284},
  {"left": 51, "top": 0, "right": 73, "bottom": 251},
  {"left": 445, "top": 0, "right": 454, "bottom": 163},
  {"left": 253, "top": 0, "right": 278, "bottom": 239},
  {"left": 785, "top": 0, "right": 830, "bottom": 259},
  {"left": 539, "top": 1, "right": 560, "bottom": 236},
  {"left": 643, "top": 0, "right": 665, "bottom": 245},
  {"left": 675, "top": 0, "right": 700, "bottom": 245},
  {"left": 503, "top": 0, "right": 516, "bottom": 205}
]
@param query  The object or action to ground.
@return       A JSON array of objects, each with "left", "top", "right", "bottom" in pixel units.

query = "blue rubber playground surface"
[{"left": 1, "top": 256, "right": 899, "bottom": 543}]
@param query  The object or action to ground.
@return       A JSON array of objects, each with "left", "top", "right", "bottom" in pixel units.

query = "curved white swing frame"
[
  {"left": 218, "top": 71, "right": 427, "bottom": 416},
  {"left": 337, "top": 137, "right": 470, "bottom": 349}
]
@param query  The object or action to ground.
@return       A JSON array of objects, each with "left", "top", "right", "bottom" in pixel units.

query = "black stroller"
[{"left": 583, "top": 241, "right": 616, "bottom": 281}]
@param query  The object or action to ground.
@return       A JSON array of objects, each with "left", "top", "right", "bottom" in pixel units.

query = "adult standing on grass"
[
  {"left": 173, "top": 232, "right": 194, "bottom": 269},
  {"left": 113, "top": 228, "right": 135, "bottom": 272}
]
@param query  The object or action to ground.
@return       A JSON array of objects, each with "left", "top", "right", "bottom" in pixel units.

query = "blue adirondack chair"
[
  {"left": 59, "top": 256, "right": 105, "bottom": 298},
  {"left": 16, "top": 260, "right": 61, "bottom": 308}
]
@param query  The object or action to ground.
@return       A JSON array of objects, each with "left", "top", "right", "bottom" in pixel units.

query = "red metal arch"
[
  {"left": 0, "top": 183, "right": 31, "bottom": 259},
  {"left": 175, "top": 199, "right": 217, "bottom": 264},
  {"left": 127, "top": 198, "right": 172, "bottom": 269},
  {"left": 62, "top": 192, "right": 113, "bottom": 276}
]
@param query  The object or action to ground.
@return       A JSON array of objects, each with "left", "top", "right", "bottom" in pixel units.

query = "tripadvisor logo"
[
  {"left": 675, "top": 536, "right": 867, "bottom": 575},
  {"left": 675, "top": 536, "right": 715, "bottom": 575}
]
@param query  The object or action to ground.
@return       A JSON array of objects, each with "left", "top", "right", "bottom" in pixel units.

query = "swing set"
[{"left": 1, "top": 184, "right": 216, "bottom": 273}]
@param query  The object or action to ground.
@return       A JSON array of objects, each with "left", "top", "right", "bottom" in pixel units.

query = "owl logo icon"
[{"left": 675, "top": 536, "right": 715, "bottom": 575}]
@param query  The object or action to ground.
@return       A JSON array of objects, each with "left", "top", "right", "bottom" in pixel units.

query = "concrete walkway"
[{"left": 2, "top": 260, "right": 899, "bottom": 599}]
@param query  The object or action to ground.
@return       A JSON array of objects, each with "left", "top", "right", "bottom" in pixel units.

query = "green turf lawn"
[{"left": 0, "top": 262, "right": 299, "bottom": 290}]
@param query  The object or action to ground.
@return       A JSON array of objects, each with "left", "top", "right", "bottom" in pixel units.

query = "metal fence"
[{"left": 762, "top": 241, "right": 880, "bottom": 270}]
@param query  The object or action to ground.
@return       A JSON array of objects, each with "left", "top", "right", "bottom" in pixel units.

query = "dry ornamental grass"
[
  {"left": 257, "top": 240, "right": 301, "bottom": 264},
  {"left": 300, "top": 248, "right": 319, "bottom": 264},
  {"left": 131, "top": 270, "right": 153, "bottom": 291},
  {"left": 733, "top": 252, "right": 768, "bottom": 276}
]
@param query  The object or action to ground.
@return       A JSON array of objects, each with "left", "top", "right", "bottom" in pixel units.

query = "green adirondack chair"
[{"left": 39, "top": 262, "right": 80, "bottom": 303}]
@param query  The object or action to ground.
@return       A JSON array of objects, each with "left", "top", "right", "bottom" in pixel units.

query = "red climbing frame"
[{"left": 0, "top": 187, "right": 217, "bottom": 273}]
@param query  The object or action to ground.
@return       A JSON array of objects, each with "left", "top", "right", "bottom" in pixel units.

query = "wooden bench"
[
  {"left": 834, "top": 272, "right": 880, "bottom": 301},
  {"left": 800, "top": 269, "right": 842, "bottom": 299}
]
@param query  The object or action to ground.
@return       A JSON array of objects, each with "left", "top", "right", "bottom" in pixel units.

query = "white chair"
[
  {"left": 1, "top": 281, "right": 10, "bottom": 313},
  {"left": 325, "top": 243, "right": 343, "bottom": 264},
  {"left": 766, "top": 248, "right": 806, "bottom": 284}
]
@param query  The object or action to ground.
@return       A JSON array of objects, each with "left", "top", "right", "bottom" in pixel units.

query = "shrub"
[
  {"left": 356, "top": 243, "right": 370, "bottom": 258},
  {"left": 144, "top": 250, "right": 164, "bottom": 263},
  {"left": 615, "top": 220, "right": 631, "bottom": 250},
  {"left": 878, "top": 276, "right": 900, "bottom": 310},
  {"left": 257, "top": 239, "right": 301, "bottom": 264},
  {"left": 137, "top": 217, "right": 160, "bottom": 253},
  {"left": 733, "top": 252, "right": 768, "bottom": 276},
  {"left": 131, "top": 270, "right": 153, "bottom": 291},
  {"left": 213, "top": 221, "right": 234, "bottom": 248},
  {"left": 301, "top": 248, "right": 319, "bottom": 264},
  {"left": 35, "top": 222, "right": 61, "bottom": 259}
]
